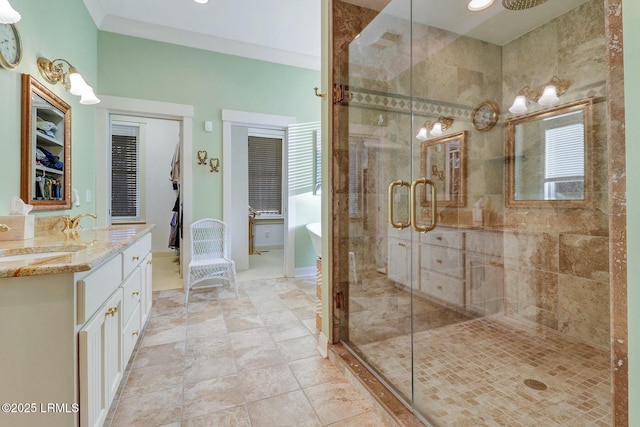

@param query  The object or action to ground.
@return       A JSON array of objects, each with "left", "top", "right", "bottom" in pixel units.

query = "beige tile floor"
[
  {"left": 105, "top": 256, "right": 386, "bottom": 427},
  {"left": 348, "top": 271, "right": 611, "bottom": 426}
]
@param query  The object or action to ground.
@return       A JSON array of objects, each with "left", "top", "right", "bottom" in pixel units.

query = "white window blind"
[
  {"left": 349, "top": 141, "right": 362, "bottom": 216},
  {"left": 288, "top": 121, "right": 321, "bottom": 196},
  {"left": 248, "top": 136, "right": 282, "bottom": 215},
  {"left": 545, "top": 123, "right": 584, "bottom": 179},
  {"left": 111, "top": 123, "right": 140, "bottom": 219}
]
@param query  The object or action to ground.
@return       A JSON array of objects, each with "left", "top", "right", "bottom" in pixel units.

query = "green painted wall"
[
  {"left": 623, "top": 0, "right": 639, "bottom": 422},
  {"left": 0, "top": 0, "right": 97, "bottom": 217},
  {"left": 97, "top": 32, "right": 321, "bottom": 225}
]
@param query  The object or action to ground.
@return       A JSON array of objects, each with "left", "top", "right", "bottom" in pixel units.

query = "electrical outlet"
[{"left": 265, "top": 231, "right": 270, "bottom": 238}]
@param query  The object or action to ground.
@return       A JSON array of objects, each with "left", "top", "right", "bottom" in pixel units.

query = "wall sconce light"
[
  {"left": 509, "top": 95, "right": 529, "bottom": 114},
  {"left": 416, "top": 116, "right": 454, "bottom": 140},
  {"left": 0, "top": 0, "right": 21, "bottom": 23},
  {"left": 537, "top": 85, "right": 559, "bottom": 106},
  {"left": 509, "top": 76, "right": 570, "bottom": 114},
  {"left": 37, "top": 57, "right": 100, "bottom": 105}
]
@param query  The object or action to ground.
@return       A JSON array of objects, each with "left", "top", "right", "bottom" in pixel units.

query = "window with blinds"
[
  {"left": 349, "top": 140, "right": 362, "bottom": 217},
  {"left": 111, "top": 123, "right": 140, "bottom": 219},
  {"left": 543, "top": 110, "right": 585, "bottom": 200},
  {"left": 248, "top": 136, "right": 283, "bottom": 215},
  {"left": 288, "top": 122, "right": 321, "bottom": 196}
]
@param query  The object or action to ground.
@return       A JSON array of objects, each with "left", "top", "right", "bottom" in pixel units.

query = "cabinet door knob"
[
  {"left": 132, "top": 255, "right": 140, "bottom": 261},
  {"left": 132, "top": 331, "right": 139, "bottom": 337},
  {"left": 132, "top": 291, "right": 139, "bottom": 296},
  {"left": 436, "top": 259, "right": 443, "bottom": 264},
  {"left": 105, "top": 306, "right": 118, "bottom": 317}
]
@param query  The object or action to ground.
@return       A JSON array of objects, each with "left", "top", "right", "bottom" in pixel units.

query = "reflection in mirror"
[
  {"left": 21, "top": 74, "right": 72, "bottom": 210},
  {"left": 506, "top": 98, "right": 592, "bottom": 208},
  {"left": 420, "top": 131, "right": 467, "bottom": 208}
]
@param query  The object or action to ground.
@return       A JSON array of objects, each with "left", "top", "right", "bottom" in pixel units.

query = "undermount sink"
[
  {"left": 305, "top": 222, "right": 322, "bottom": 258},
  {"left": 0, "top": 251, "right": 75, "bottom": 263}
]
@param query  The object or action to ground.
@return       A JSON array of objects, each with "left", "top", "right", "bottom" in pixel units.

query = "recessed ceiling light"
[
  {"left": 468, "top": 0, "right": 494, "bottom": 11},
  {"left": 194, "top": 0, "right": 208, "bottom": 4}
]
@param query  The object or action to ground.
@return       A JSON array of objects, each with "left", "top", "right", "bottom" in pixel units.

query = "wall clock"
[
  {"left": 0, "top": 23, "right": 22, "bottom": 69},
  {"left": 472, "top": 100, "right": 500, "bottom": 132}
]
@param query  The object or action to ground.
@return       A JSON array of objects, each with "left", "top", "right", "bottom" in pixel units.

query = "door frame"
[
  {"left": 95, "top": 95, "right": 194, "bottom": 278},
  {"left": 222, "top": 109, "right": 296, "bottom": 276}
]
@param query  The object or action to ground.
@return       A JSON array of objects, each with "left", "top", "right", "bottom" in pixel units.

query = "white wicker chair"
[{"left": 186, "top": 218, "right": 238, "bottom": 303}]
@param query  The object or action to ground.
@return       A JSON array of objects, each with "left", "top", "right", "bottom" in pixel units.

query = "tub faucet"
[{"left": 63, "top": 213, "right": 97, "bottom": 231}]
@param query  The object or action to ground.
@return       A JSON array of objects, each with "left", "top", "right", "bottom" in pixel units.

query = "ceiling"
[{"left": 81, "top": 0, "right": 588, "bottom": 71}]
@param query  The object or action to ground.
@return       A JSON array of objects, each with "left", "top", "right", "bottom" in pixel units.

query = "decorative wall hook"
[
  {"left": 197, "top": 150, "right": 208, "bottom": 165},
  {"left": 209, "top": 158, "right": 220, "bottom": 172},
  {"left": 313, "top": 87, "right": 326, "bottom": 98}
]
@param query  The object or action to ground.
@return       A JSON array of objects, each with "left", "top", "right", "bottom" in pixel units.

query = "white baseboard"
[
  {"left": 316, "top": 332, "right": 329, "bottom": 358},
  {"left": 293, "top": 266, "right": 316, "bottom": 277}
]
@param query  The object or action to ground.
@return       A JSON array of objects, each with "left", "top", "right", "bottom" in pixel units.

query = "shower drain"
[{"left": 524, "top": 379, "right": 548, "bottom": 391}]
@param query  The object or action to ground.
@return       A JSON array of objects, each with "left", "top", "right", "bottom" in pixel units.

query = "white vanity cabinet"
[
  {"left": 79, "top": 233, "right": 151, "bottom": 427},
  {"left": 387, "top": 226, "right": 505, "bottom": 316},
  {"left": 79, "top": 288, "right": 123, "bottom": 427},
  {"left": 0, "top": 230, "right": 153, "bottom": 427},
  {"left": 419, "top": 228, "right": 465, "bottom": 306}
]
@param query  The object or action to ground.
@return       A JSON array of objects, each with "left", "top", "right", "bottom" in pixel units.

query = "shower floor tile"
[{"left": 354, "top": 306, "right": 610, "bottom": 426}]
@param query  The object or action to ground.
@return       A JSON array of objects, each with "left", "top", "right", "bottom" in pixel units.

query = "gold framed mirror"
[
  {"left": 21, "top": 74, "right": 72, "bottom": 211},
  {"left": 505, "top": 98, "right": 593, "bottom": 208},
  {"left": 420, "top": 131, "right": 467, "bottom": 208}
]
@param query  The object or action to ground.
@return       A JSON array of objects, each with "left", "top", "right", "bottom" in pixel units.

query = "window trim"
[{"left": 110, "top": 116, "right": 147, "bottom": 223}]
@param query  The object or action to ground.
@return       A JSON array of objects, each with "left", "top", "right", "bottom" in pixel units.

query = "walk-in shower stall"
[{"left": 331, "top": 0, "right": 612, "bottom": 424}]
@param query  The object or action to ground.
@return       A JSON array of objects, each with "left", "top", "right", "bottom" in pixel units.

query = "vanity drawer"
[
  {"left": 77, "top": 255, "right": 122, "bottom": 325},
  {"left": 122, "top": 234, "right": 151, "bottom": 279},
  {"left": 420, "top": 269, "right": 464, "bottom": 307},
  {"left": 421, "top": 245, "right": 464, "bottom": 278},
  {"left": 422, "top": 229, "right": 464, "bottom": 250},
  {"left": 122, "top": 267, "right": 142, "bottom": 324},
  {"left": 123, "top": 302, "right": 141, "bottom": 363}
]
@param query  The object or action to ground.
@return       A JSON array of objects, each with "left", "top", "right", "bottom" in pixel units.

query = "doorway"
[
  {"left": 333, "top": 0, "right": 613, "bottom": 425},
  {"left": 223, "top": 110, "right": 296, "bottom": 278}
]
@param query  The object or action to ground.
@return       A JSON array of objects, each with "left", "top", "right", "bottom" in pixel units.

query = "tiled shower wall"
[
  {"left": 335, "top": 0, "right": 609, "bottom": 349},
  {"left": 500, "top": 0, "right": 609, "bottom": 349}
]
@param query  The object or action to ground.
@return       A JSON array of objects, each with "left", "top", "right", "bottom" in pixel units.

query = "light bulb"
[
  {"left": 509, "top": 95, "right": 528, "bottom": 114},
  {"left": 537, "top": 85, "right": 559, "bottom": 106},
  {"left": 467, "top": 0, "right": 494, "bottom": 11}
]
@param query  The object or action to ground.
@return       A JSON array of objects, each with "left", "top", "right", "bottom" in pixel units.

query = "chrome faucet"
[{"left": 62, "top": 213, "right": 97, "bottom": 232}]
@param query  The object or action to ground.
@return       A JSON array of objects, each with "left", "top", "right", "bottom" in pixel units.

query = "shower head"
[{"left": 502, "top": 0, "right": 549, "bottom": 10}]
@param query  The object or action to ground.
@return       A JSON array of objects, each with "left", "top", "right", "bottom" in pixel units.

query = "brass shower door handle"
[
  {"left": 410, "top": 177, "right": 437, "bottom": 233},
  {"left": 388, "top": 180, "right": 410, "bottom": 230}
]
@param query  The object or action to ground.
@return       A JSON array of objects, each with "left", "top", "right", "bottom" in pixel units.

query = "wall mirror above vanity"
[
  {"left": 21, "top": 74, "right": 71, "bottom": 210},
  {"left": 505, "top": 98, "right": 593, "bottom": 208},
  {"left": 420, "top": 131, "right": 467, "bottom": 208}
]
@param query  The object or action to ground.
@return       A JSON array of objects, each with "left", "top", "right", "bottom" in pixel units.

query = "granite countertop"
[{"left": 0, "top": 224, "right": 154, "bottom": 278}]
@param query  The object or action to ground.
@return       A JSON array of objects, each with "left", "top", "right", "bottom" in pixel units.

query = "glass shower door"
[
  {"left": 340, "top": 0, "right": 417, "bottom": 406},
  {"left": 339, "top": 0, "right": 611, "bottom": 425}
]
